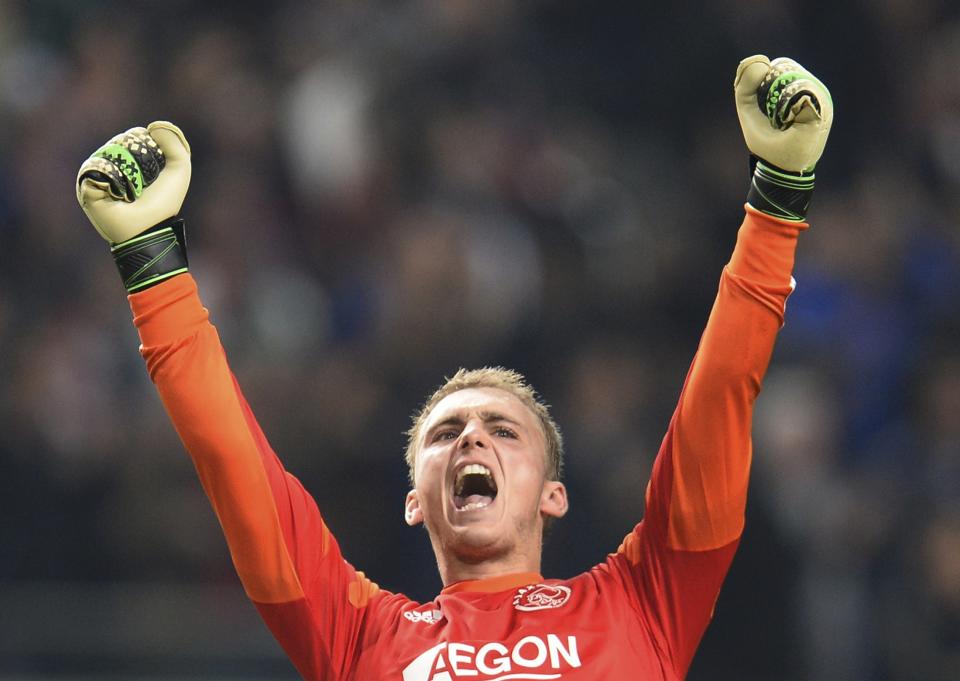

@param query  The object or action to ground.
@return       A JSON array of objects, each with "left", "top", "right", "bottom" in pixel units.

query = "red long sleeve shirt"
[{"left": 129, "top": 207, "right": 803, "bottom": 680}]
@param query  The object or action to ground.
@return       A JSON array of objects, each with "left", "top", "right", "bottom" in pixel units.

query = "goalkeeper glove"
[
  {"left": 76, "top": 121, "right": 192, "bottom": 293},
  {"left": 734, "top": 55, "right": 833, "bottom": 221}
]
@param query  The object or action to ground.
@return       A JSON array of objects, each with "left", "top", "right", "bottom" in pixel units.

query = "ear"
[
  {"left": 539, "top": 480, "right": 568, "bottom": 519},
  {"left": 405, "top": 489, "right": 423, "bottom": 526}
]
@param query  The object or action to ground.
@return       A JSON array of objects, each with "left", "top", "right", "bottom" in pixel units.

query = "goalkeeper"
[{"left": 76, "top": 56, "right": 831, "bottom": 680}]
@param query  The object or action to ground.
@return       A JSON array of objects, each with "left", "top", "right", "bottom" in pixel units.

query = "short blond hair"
[{"left": 405, "top": 367, "right": 564, "bottom": 484}]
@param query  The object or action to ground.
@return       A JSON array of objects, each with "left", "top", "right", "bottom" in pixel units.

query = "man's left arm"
[
  {"left": 614, "top": 55, "right": 833, "bottom": 678},
  {"left": 664, "top": 205, "right": 803, "bottom": 552}
]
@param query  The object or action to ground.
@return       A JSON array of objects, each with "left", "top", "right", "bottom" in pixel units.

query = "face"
[{"left": 405, "top": 387, "right": 568, "bottom": 565}]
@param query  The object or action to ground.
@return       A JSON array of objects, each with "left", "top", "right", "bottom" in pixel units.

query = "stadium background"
[{"left": 1, "top": 1, "right": 959, "bottom": 679}]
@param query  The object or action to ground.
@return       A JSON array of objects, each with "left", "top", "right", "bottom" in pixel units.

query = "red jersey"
[{"left": 129, "top": 207, "right": 804, "bottom": 680}]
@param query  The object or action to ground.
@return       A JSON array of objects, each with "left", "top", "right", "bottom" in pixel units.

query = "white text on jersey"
[{"left": 402, "top": 634, "right": 582, "bottom": 681}]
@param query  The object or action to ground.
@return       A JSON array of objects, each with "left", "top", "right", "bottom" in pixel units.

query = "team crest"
[{"left": 512, "top": 584, "right": 571, "bottom": 611}]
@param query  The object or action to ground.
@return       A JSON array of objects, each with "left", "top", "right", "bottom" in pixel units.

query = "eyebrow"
[{"left": 424, "top": 411, "right": 524, "bottom": 441}]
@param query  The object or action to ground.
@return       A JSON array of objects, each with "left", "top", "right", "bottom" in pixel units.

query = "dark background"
[{"left": 1, "top": 1, "right": 959, "bottom": 679}]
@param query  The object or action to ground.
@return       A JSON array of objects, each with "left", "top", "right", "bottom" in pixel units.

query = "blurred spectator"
[{"left": 882, "top": 505, "right": 960, "bottom": 681}]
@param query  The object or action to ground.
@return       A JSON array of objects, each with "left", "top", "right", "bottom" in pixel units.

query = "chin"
[
  {"left": 442, "top": 524, "right": 513, "bottom": 563},
  {"left": 452, "top": 536, "right": 513, "bottom": 564}
]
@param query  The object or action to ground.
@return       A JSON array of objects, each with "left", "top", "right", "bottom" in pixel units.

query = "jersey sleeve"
[
  {"left": 612, "top": 206, "right": 806, "bottom": 678},
  {"left": 129, "top": 274, "right": 384, "bottom": 680}
]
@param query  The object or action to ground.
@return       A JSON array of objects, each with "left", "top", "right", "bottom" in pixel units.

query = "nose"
[{"left": 459, "top": 419, "right": 489, "bottom": 449}]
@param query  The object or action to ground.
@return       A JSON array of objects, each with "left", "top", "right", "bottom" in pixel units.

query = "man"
[{"left": 75, "top": 55, "right": 832, "bottom": 680}]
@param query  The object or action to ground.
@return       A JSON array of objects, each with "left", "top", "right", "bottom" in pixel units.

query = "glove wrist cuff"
[
  {"left": 111, "top": 217, "right": 189, "bottom": 293},
  {"left": 746, "top": 156, "right": 815, "bottom": 222}
]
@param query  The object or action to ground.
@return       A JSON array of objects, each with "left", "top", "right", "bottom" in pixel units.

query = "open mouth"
[{"left": 453, "top": 463, "right": 498, "bottom": 511}]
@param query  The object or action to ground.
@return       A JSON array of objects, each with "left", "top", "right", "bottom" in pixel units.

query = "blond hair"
[{"left": 405, "top": 367, "right": 564, "bottom": 484}]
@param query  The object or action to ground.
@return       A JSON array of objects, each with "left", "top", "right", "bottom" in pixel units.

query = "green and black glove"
[
  {"left": 734, "top": 56, "right": 833, "bottom": 221},
  {"left": 76, "top": 121, "right": 192, "bottom": 292}
]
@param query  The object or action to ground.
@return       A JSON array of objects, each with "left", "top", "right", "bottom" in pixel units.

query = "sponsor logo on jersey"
[
  {"left": 404, "top": 608, "right": 444, "bottom": 625},
  {"left": 512, "top": 584, "right": 572, "bottom": 612},
  {"left": 402, "top": 635, "right": 581, "bottom": 681}
]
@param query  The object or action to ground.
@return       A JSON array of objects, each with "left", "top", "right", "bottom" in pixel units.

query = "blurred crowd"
[{"left": 1, "top": 1, "right": 959, "bottom": 679}]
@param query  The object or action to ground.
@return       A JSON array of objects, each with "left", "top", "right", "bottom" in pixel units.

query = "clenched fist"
[{"left": 76, "top": 122, "right": 192, "bottom": 292}]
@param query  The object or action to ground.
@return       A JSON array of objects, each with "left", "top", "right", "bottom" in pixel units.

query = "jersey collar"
[{"left": 441, "top": 572, "right": 544, "bottom": 595}]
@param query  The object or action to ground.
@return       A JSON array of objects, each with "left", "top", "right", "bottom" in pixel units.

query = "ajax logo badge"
[{"left": 512, "top": 584, "right": 571, "bottom": 612}]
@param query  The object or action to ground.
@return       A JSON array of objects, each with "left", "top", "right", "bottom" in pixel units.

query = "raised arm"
[
  {"left": 613, "top": 56, "right": 834, "bottom": 678},
  {"left": 75, "top": 125, "right": 386, "bottom": 680},
  {"left": 661, "top": 206, "right": 804, "bottom": 551}
]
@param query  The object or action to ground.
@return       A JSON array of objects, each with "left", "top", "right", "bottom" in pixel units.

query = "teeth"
[
  {"left": 458, "top": 463, "right": 492, "bottom": 481},
  {"left": 460, "top": 499, "right": 492, "bottom": 511},
  {"left": 453, "top": 463, "right": 495, "bottom": 497}
]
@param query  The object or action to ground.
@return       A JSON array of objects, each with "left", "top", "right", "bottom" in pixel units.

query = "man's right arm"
[
  {"left": 131, "top": 273, "right": 316, "bottom": 605},
  {"left": 76, "top": 124, "right": 383, "bottom": 680},
  {"left": 131, "top": 274, "right": 381, "bottom": 679}
]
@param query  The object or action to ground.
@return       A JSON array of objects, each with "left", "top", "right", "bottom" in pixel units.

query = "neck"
[
  {"left": 437, "top": 551, "right": 542, "bottom": 587},
  {"left": 432, "top": 528, "right": 544, "bottom": 586}
]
